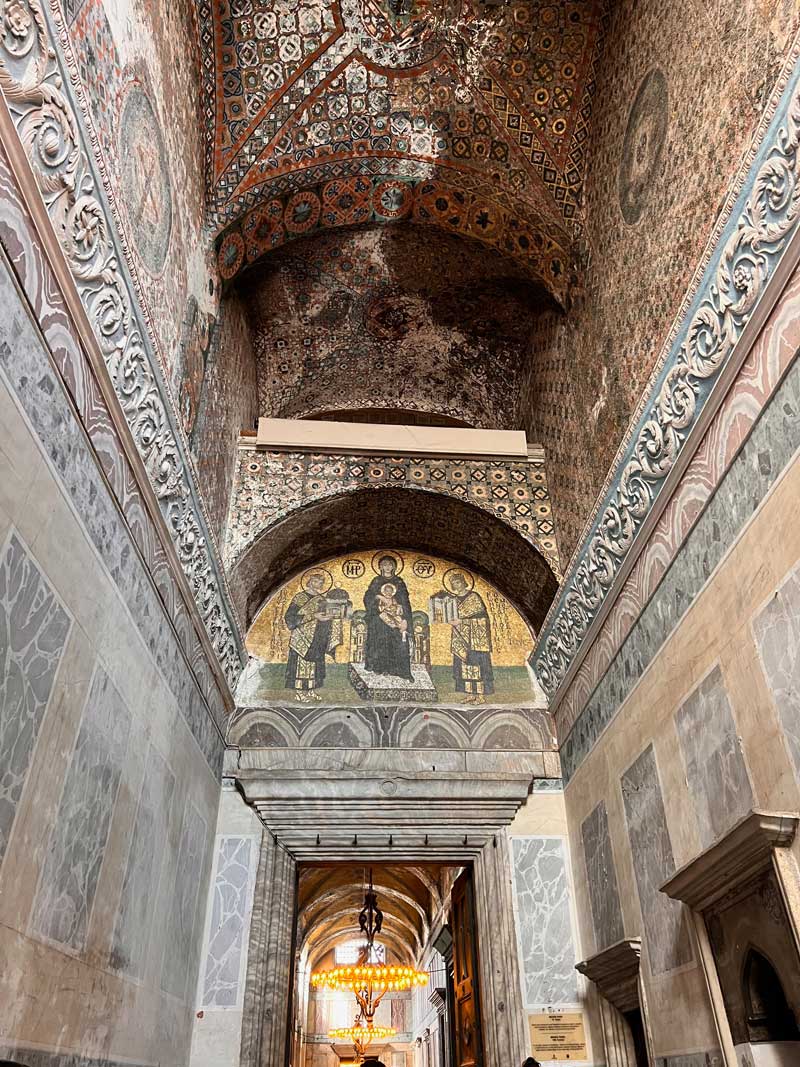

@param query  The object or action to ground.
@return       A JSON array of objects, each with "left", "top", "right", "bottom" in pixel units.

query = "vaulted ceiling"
[
  {"left": 298, "top": 864, "right": 451, "bottom": 968},
  {"left": 199, "top": 0, "right": 604, "bottom": 304}
]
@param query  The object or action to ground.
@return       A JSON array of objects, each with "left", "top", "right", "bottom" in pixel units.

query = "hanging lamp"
[{"left": 313, "top": 868, "right": 428, "bottom": 1023}]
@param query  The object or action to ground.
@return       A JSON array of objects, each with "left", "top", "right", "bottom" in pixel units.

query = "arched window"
[{"left": 743, "top": 947, "right": 800, "bottom": 1043}]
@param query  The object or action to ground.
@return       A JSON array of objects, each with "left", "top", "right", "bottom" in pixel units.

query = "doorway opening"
[{"left": 291, "top": 862, "right": 483, "bottom": 1067}]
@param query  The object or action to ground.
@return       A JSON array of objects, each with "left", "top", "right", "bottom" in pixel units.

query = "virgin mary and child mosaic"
[{"left": 244, "top": 550, "right": 538, "bottom": 706}]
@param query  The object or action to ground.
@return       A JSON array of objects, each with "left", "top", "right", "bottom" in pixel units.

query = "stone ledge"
[{"left": 660, "top": 810, "right": 798, "bottom": 911}]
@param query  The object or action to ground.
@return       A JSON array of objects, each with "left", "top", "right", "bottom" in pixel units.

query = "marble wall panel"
[
  {"left": 162, "top": 799, "right": 208, "bottom": 1000},
  {"left": 581, "top": 801, "right": 624, "bottom": 953},
  {"left": 621, "top": 745, "right": 693, "bottom": 975},
  {"left": 30, "top": 665, "right": 132, "bottom": 951},
  {"left": 753, "top": 564, "right": 800, "bottom": 779},
  {"left": 200, "top": 835, "right": 255, "bottom": 1008},
  {"left": 511, "top": 836, "right": 578, "bottom": 1006},
  {"left": 109, "top": 745, "right": 176, "bottom": 979},
  {"left": 561, "top": 345, "right": 800, "bottom": 782},
  {"left": 0, "top": 532, "right": 71, "bottom": 867},
  {"left": 674, "top": 666, "right": 753, "bottom": 849}
]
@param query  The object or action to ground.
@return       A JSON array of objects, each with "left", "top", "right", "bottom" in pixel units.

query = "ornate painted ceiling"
[{"left": 199, "top": 0, "right": 604, "bottom": 303}]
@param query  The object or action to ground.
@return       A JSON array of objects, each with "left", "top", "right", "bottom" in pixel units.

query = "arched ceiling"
[
  {"left": 239, "top": 222, "right": 556, "bottom": 427},
  {"left": 199, "top": 0, "right": 604, "bottom": 301},
  {"left": 298, "top": 864, "right": 449, "bottom": 968},
  {"left": 228, "top": 486, "right": 559, "bottom": 630}
]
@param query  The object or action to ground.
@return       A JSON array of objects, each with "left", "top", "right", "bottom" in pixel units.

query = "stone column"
[
  {"left": 473, "top": 830, "right": 528, "bottom": 1066},
  {"left": 240, "top": 830, "right": 297, "bottom": 1067}
]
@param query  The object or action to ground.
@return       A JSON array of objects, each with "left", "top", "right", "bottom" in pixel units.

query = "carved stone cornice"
[
  {"left": 576, "top": 938, "right": 642, "bottom": 1015},
  {"left": 0, "top": 0, "right": 245, "bottom": 688},
  {"left": 532, "top": 56, "right": 800, "bottom": 702},
  {"left": 660, "top": 810, "right": 798, "bottom": 912},
  {"left": 235, "top": 766, "right": 534, "bottom": 860}
]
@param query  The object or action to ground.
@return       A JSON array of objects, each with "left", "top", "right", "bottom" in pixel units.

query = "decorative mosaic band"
[
  {"left": 226, "top": 445, "right": 560, "bottom": 575},
  {"left": 215, "top": 172, "right": 572, "bottom": 306},
  {"left": 0, "top": 0, "right": 245, "bottom": 687},
  {"left": 532, "top": 59, "right": 800, "bottom": 699}
]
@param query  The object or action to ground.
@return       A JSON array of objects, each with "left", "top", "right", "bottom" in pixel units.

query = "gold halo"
[
  {"left": 442, "top": 567, "right": 474, "bottom": 594},
  {"left": 302, "top": 568, "right": 333, "bottom": 594},
  {"left": 371, "top": 550, "right": 404, "bottom": 576}
]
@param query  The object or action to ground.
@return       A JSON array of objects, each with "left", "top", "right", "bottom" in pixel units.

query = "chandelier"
[
  {"left": 329, "top": 1022, "right": 398, "bottom": 1059},
  {"left": 319, "top": 869, "right": 428, "bottom": 1056}
]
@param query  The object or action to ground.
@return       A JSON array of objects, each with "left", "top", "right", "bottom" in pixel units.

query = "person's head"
[
  {"left": 450, "top": 572, "right": 468, "bottom": 595},
  {"left": 523, "top": 1058, "right": 542, "bottom": 1067},
  {"left": 306, "top": 571, "right": 326, "bottom": 595},
  {"left": 378, "top": 555, "right": 397, "bottom": 577},
  {"left": 381, "top": 582, "right": 396, "bottom": 597},
  {"left": 361, "top": 1060, "right": 386, "bottom": 1067}
]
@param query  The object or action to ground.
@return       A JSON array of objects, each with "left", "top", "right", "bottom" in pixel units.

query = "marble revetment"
[
  {"left": 674, "top": 666, "right": 753, "bottom": 849},
  {"left": 31, "top": 665, "right": 133, "bottom": 951},
  {"left": 511, "top": 836, "right": 578, "bottom": 1006},
  {"left": 753, "top": 563, "right": 800, "bottom": 780},
  {"left": 110, "top": 745, "right": 176, "bottom": 979},
  {"left": 161, "top": 799, "right": 209, "bottom": 999},
  {"left": 621, "top": 745, "right": 693, "bottom": 975},
  {"left": 581, "top": 801, "right": 625, "bottom": 952},
  {"left": 0, "top": 532, "right": 71, "bottom": 867}
]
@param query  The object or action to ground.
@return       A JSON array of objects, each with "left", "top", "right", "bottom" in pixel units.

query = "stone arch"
[
  {"left": 398, "top": 712, "right": 470, "bottom": 751},
  {"left": 228, "top": 486, "right": 559, "bottom": 634}
]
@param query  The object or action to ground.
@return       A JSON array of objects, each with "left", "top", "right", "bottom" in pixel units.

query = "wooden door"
[{"left": 450, "top": 869, "right": 484, "bottom": 1067}]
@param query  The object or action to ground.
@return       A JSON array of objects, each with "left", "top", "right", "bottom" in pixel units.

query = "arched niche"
[{"left": 228, "top": 486, "right": 558, "bottom": 635}]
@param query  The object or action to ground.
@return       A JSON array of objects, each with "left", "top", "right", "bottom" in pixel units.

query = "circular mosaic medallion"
[
  {"left": 618, "top": 68, "right": 669, "bottom": 226},
  {"left": 219, "top": 231, "right": 245, "bottom": 280},
  {"left": 285, "top": 190, "right": 321, "bottom": 234},
  {"left": 119, "top": 85, "right": 172, "bottom": 275},
  {"left": 373, "top": 179, "right": 413, "bottom": 220}
]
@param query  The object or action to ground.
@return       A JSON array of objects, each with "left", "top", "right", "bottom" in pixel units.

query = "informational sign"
[{"left": 528, "top": 1011, "right": 588, "bottom": 1061}]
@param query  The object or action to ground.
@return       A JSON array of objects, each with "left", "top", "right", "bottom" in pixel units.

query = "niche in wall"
[{"left": 705, "top": 871, "right": 800, "bottom": 1047}]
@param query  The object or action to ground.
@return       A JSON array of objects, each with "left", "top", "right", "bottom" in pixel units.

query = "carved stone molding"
[
  {"left": 533, "top": 59, "right": 800, "bottom": 700},
  {"left": 576, "top": 938, "right": 642, "bottom": 1015},
  {"left": 660, "top": 810, "right": 798, "bottom": 912},
  {"left": 0, "top": 0, "right": 245, "bottom": 687},
  {"left": 235, "top": 765, "right": 533, "bottom": 860}
]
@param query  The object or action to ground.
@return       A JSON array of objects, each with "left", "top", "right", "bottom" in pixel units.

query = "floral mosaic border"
[
  {"left": 0, "top": 0, "right": 245, "bottom": 687},
  {"left": 532, "top": 55, "right": 800, "bottom": 699}
]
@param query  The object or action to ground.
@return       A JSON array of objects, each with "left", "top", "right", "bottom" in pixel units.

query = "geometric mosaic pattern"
[
  {"left": 199, "top": 0, "right": 605, "bottom": 297},
  {"left": 226, "top": 445, "right": 561, "bottom": 575}
]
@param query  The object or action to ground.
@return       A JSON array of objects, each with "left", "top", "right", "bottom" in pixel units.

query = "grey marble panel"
[
  {"left": 621, "top": 745, "right": 693, "bottom": 975},
  {"left": 511, "top": 836, "right": 578, "bottom": 1006},
  {"left": 675, "top": 666, "right": 753, "bottom": 849},
  {"left": 109, "top": 745, "right": 175, "bottom": 979},
  {"left": 0, "top": 261, "right": 224, "bottom": 775},
  {"left": 161, "top": 798, "right": 208, "bottom": 1000},
  {"left": 562, "top": 352, "right": 800, "bottom": 782},
  {"left": 0, "top": 532, "right": 70, "bottom": 866},
  {"left": 753, "top": 566, "right": 800, "bottom": 780},
  {"left": 31, "top": 665, "right": 132, "bottom": 951},
  {"left": 201, "top": 835, "right": 255, "bottom": 1008},
  {"left": 581, "top": 801, "right": 625, "bottom": 952}
]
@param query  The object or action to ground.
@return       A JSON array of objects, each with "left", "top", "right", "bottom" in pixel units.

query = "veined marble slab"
[
  {"left": 0, "top": 532, "right": 70, "bottom": 867},
  {"left": 31, "top": 665, "right": 132, "bottom": 951}
]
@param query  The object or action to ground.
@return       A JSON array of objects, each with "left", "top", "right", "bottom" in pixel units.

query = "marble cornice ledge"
[
  {"left": 660, "top": 810, "right": 798, "bottom": 912},
  {"left": 532, "top": 53, "right": 800, "bottom": 709},
  {"left": 576, "top": 938, "right": 642, "bottom": 1014},
  {"left": 0, "top": 0, "right": 245, "bottom": 691},
  {"left": 234, "top": 767, "right": 535, "bottom": 860}
]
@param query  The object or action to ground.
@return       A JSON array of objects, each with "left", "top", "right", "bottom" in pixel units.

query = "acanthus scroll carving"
[
  {"left": 535, "top": 76, "right": 800, "bottom": 697},
  {"left": 0, "top": 0, "right": 244, "bottom": 686}
]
